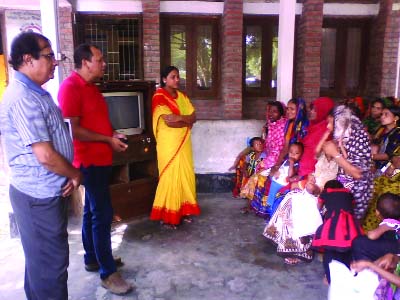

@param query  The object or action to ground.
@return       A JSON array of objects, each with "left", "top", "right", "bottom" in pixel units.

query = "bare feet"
[
  {"left": 284, "top": 257, "right": 301, "bottom": 265},
  {"left": 182, "top": 216, "right": 193, "bottom": 223}
]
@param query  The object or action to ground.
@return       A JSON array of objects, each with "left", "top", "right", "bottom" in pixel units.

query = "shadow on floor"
[{"left": 0, "top": 193, "right": 328, "bottom": 300}]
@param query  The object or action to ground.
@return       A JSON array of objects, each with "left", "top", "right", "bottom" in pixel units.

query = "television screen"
[{"left": 103, "top": 91, "right": 145, "bottom": 135}]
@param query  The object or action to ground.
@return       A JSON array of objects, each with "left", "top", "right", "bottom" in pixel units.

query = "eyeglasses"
[{"left": 40, "top": 52, "right": 56, "bottom": 61}]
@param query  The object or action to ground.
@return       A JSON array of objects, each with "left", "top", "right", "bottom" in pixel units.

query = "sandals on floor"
[
  {"left": 160, "top": 222, "right": 178, "bottom": 230},
  {"left": 284, "top": 257, "right": 301, "bottom": 265}
]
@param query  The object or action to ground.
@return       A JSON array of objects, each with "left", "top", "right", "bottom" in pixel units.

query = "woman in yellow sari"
[{"left": 150, "top": 66, "right": 200, "bottom": 228}]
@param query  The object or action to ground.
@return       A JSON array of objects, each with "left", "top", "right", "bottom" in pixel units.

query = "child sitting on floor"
[
  {"left": 352, "top": 192, "right": 400, "bottom": 262},
  {"left": 251, "top": 142, "right": 304, "bottom": 217},
  {"left": 235, "top": 137, "right": 266, "bottom": 212},
  {"left": 312, "top": 180, "right": 363, "bottom": 284}
]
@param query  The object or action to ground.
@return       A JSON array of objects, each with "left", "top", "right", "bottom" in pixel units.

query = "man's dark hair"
[
  {"left": 9, "top": 32, "right": 50, "bottom": 70},
  {"left": 73, "top": 43, "right": 100, "bottom": 69}
]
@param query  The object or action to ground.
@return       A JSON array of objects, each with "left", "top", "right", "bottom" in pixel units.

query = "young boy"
[
  {"left": 352, "top": 193, "right": 400, "bottom": 261},
  {"left": 238, "top": 137, "right": 266, "bottom": 212}
]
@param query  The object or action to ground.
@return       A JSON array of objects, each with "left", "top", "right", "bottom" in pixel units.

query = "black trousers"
[
  {"left": 10, "top": 185, "right": 69, "bottom": 300},
  {"left": 352, "top": 235, "right": 399, "bottom": 261}
]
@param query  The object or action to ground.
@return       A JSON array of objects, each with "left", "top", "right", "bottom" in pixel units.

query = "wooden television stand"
[{"left": 100, "top": 80, "right": 158, "bottom": 222}]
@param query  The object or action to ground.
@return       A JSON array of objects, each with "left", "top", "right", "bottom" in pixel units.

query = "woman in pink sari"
[
  {"left": 239, "top": 101, "right": 286, "bottom": 201},
  {"left": 263, "top": 97, "right": 335, "bottom": 265}
]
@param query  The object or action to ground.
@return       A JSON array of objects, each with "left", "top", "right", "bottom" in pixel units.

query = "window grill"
[{"left": 75, "top": 16, "right": 142, "bottom": 81}]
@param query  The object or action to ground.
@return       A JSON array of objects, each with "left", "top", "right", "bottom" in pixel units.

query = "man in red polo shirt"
[{"left": 58, "top": 44, "right": 133, "bottom": 295}]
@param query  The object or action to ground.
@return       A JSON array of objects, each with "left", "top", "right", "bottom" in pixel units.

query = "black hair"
[
  {"left": 268, "top": 101, "right": 285, "bottom": 118},
  {"left": 73, "top": 43, "right": 100, "bottom": 69},
  {"left": 289, "top": 141, "right": 304, "bottom": 153},
  {"left": 249, "top": 137, "right": 263, "bottom": 148},
  {"left": 371, "top": 98, "right": 386, "bottom": 109},
  {"left": 9, "top": 31, "right": 51, "bottom": 70},
  {"left": 323, "top": 179, "right": 344, "bottom": 190},
  {"left": 160, "top": 65, "right": 179, "bottom": 87},
  {"left": 385, "top": 105, "right": 400, "bottom": 126},
  {"left": 376, "top": 192, "right": 400, "bottom": 219}
]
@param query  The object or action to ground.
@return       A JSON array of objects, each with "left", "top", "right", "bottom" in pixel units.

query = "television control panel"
[{"left": 112, "top": 133, "right": 156, "bottom": 166}]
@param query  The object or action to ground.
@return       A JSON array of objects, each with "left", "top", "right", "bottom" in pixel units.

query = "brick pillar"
[
  {"left": 367, "top": 0, "right": 400, "bottom": 98},
  {"left": 381, "top": 0, "right": 400, "bottom": 96},
  {"left": 221, "top": 0, "right": 243, "bottom": 119},
  {"left": 142, "top": 0, "right": 160, "bottom": 83},
  {"left": 295, "top": 0, "right": 324, "bottom": 104},
  {"left": 58, "top": 6, "right": 74, "bottom": 81}
]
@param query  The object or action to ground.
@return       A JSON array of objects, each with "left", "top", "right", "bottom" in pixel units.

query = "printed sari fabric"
[
  {"left": 150, "top": 88, "right": 200, "bottom": 225},
  {"left": 263, "top": 189, "right": 314, "bottom": 262},
  {"left": 363, "top": 171, "right": 400, "bottom": 231},
  {"left": 251, "top": 98, "right": 309, "bottom": 216},
  {"left": 336, "top": 113, "right": 373, "bottom": 221}
]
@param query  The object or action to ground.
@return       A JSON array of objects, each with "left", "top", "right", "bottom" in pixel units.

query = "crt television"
[{"left": 102, "top": 91, "right": 145, "bottom": 136}]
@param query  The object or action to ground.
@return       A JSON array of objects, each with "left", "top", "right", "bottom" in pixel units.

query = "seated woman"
[
  {"left": 362, "top": 98, "right": 385, "bottom": 138},
  {"left": 364, "top": 154, "right": 400, "bottom": 231},
  {"left": 250, "top": 98, "right": 309, "bottom": 216},
  {"left": 322, "top": 104, "right": 374, "bottom": 222},
  {"left": 240, "top": 101, "right": 286, "bottom": 201},
  {"left": 371, "top": 105, "right": 400, "bottom": 175},
  {"left": 263, "top": 96, "right": 334, "bottom": 264}
]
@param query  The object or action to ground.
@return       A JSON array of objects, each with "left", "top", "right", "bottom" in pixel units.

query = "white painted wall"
[{"left": 191, "top": 120, "right": 264, "bottom": 174}]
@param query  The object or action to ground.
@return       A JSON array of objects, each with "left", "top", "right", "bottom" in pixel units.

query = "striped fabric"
[{"left": 0, "top": 72, "right": 73, "bottom": 198}]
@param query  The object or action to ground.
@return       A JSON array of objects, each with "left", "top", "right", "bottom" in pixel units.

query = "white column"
[
  {"left": 276, "top": 0, "right": 296, "bottom": 104},
  {"left": 40, "top": 0, "right": 61, "bottom": 103}
]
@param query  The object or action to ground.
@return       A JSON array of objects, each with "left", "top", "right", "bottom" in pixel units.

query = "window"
[
  {"left": 74, "top": 14, "right": 143, "bottom": 81},
  {"left": 243, "top": 17, "right": 278, "bottom": 97},
  {"left": 161, "top": 16, "right": 219, "bottom": 99},
  {"left": 320, "top": 19, "right": 370, "bottom": 97}
]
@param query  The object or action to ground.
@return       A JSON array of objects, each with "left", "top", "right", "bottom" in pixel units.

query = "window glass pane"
[
  {"left": 271, "top": 26, "right": 278, "bottom": 89},
  {"left": 196, "top": 25, "right": 213, "bottom": 90},
  {"left": 346, "top": 28, "right": 361, "bottom": 90},
  {"left": 245, "top": 26, "right": 262, "bottom": 88},
  {"left": 80, "top": 17, "right": 140, "bottom": 81},
  {"left": 170, "top": 25, "right": 187, "bottom": 90},
  {"left": 321, "top": 28, "right": 337, "bottom": 89}
]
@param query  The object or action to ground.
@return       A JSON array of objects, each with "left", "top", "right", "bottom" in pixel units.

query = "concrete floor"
[{"left": 0, "top": 193, "right": 328, "bottom": 300}]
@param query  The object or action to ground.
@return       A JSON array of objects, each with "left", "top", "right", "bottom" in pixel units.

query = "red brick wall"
[
  {"left": 221, "top": 0, "right": 243, "bottom": 119},
  {"left": 242, "top": 97, "right": 272, "bottom": 120},
  {"left": 58, "top": 6, "right": 74, "bottom": 81},
  {"left": 192, "top": 100, "right": 224, "bottom": 119},
  {"left": 142, "top": 0, "right": 161, "bottom": 83},
  {"left": 366, "top": 0, "right": 400, "bottom": 98},
  {"left": 380, "top": 0, "right": 400, "bottom": 96},
  {"left": 295, "top": 0, "right": 324, "bottom": 104}
]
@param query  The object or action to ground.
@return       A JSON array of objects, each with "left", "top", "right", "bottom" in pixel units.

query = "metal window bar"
[{"left": 83, "top": 17, "right": 138, "bottom": 81}]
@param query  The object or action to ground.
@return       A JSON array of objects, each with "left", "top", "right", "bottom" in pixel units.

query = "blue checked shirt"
[{"left": 0, "top": 72, "right": 73, "bottom": 198}]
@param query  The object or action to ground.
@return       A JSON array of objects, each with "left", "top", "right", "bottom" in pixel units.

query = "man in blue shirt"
[{"left": 0, "top": 32, "right": 82, "bottom": 300}]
